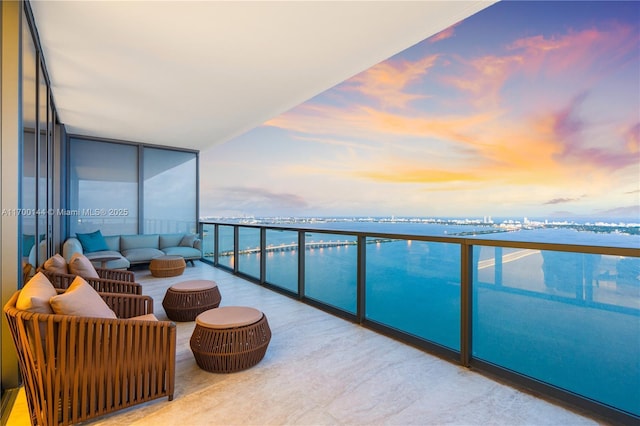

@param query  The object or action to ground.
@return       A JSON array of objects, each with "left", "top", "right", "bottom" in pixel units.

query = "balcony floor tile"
[{"left": 8, "top": 261, "right": 603, "bottom": 425}]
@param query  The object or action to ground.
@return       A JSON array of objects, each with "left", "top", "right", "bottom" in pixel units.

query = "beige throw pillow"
[
  {"left": 16, "top": 272, "right": 57, "bottom": 313},
  {"left": 44, "top": 253, "right": 68, "bottom": 274},
  {"left": 179, "top": 234, "right": 196, "bottom": 247},
  {"left": 129, "top": 313, "right": 159, "bottom": 321},
  {"left": 49, "top": 276, "right": 117, "bottom": 319},
  {"left": 68, "top": 252, "right": 99, "bottom": 278}
]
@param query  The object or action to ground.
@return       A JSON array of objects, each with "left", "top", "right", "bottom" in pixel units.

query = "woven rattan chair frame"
[
  {"left": 39, "top": 268, "right": 142, "bottom": 295},
  {"left": 95, "top": 267, "right": 135, "bottom": 282},
  {"left": 4, "top": 291, "right": 176, "bottom": 426},
  {"left": 190, "top": 314, "right": 271, "bottom": 373},
  {"left": 162, "top": 286, "right": 222, "bottom": 322}
]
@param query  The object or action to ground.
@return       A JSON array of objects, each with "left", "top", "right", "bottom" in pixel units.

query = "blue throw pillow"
[{"left": 76, "top": 230, "right": 109, "bottom": 253}]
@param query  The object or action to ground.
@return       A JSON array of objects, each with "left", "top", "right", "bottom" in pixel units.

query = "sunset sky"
[{"left": 200, "top": 1, "right": 640, "bottom": 220}]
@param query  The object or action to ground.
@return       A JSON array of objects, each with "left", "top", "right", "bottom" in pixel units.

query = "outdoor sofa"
[{"left": 63, "top": 231, "right": 202, "bottom": 269}]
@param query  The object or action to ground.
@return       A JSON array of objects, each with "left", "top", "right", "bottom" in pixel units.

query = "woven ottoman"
[
  {"left": 149, "top": 255, "right": 186, "bottom": 277},
  {"left": 162, "top": 280, "right": 221, "bottom": 321},
  {"left": 190, "top": 307, "right": 271, "bottom": 373}
]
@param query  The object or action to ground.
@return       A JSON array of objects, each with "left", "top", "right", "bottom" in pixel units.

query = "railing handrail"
[
  {"left": 200, "top": 220, "right": 640, "bottom": 257},
  {"left": 199, "top": 220, "right": 640, "bottom": 423}
]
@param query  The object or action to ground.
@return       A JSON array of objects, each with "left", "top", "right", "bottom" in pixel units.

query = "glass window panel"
[
  {"left": 143, "top": 148, "right": 196, "bottom": 234},
  {"left": 237, "top": 227, "right": 260, "bottom": 279},
  {"left": 21, "top": 17, "right": 37, "bottom": 270},
  {"left": 37, "top": 67, "right": 48, "bottom": 265},
  {"left": 69, "top": 139, "right": 138, "bottom": 235},
  {"left": 265, "top": 229, "right": 298, "bottom": 293},
  {"left": 366, "top": 239, "right": 461, "bottom": 350},
  {"left": 473, "top": 248, "right": 640, "bottom": 417},
  {"left": 304, "top": 232, "right": 357, "bottom": 314}
]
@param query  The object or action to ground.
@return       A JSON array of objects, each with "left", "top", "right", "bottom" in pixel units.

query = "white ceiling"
[{"left": 30, "top": 1, "right": 496, "bottom": 151}]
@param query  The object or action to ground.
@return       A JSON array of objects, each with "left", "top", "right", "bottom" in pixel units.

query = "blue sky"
[{"left": 200, "top": 1, "right": 640, "bottom": 220}]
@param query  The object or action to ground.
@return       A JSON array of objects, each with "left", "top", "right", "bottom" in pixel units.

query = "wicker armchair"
[
  {"left": 4, "top": 290, "right": 176, "bottom": 426},
  {"left": 38, "top": 267, "right": 142, "bottom": 295},
  {"left": 94, "top": 267, "right": 136, "bottom": 282}
]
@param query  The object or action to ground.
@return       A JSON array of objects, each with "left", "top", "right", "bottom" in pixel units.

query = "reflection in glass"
[
  {"left": 69, "top": 139, "right": 138, "bottom": 235},
  {"left": 217, "top": 225, "right": 234, "bottom": 269},
  {"left": 202, "top": 224, "right": 215, "bottom": 262},
  {"left": 237, "top": 227, "right": 260, "bottom": 279},
  {"left": 265, "top": 229, "right": 298, "bottom": 292},
  {"left": 143, "top": 148, "right": 197, "bottom": 234},
  {"left": 366, "top": 239, "right": 461, "bottom": 350},
  {"left": 37, "top": 66, "right": 49, "bottom": 266},
  {"left": 473, "top": 247, "right": 640, "bottom": 416},
  {"left": 304, "top": 233, "right": 357, "bottom": 313},
  {"left": 21, "top": 16, "right": 37, "bottom": 271}
]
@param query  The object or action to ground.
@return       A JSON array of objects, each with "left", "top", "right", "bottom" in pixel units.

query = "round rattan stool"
[
  {"left": 190, "top": 307, "right": 271, "bottom": 373},
  {"left": 149, "top": 255, "right": 186, "bottom": 277},
  {"left": 162, "top": 280, "right": 221, "bottom": 321}
]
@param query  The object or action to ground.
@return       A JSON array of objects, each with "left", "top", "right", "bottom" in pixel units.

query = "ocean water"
[{"left": 201, "top": 221, "right": 640, "bottom": 416}]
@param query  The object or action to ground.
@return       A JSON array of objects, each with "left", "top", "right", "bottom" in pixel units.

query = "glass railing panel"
[
  {"left": 366, "top": 238, "right": 461, "bottom": 350},
  {"left": 304, "top": 232, "right": 357, "bottom": 314},
  {"left": 237, "top": 226, "right": 260, "bottom": 279},
  {"left": 201, "top": 223, "right": 215, "bottom": 262},
  {"left": 592, "top": 255, "right": 640, "bottom": 310},
  {"left": 473, "top": 248, "right": 640, "bottom": 417},
  {"left": 265, "top": 229, "right": 298, "bottom": 292},
  {"left": 217, "top": 225, "right": 235, "bottom": 270}
]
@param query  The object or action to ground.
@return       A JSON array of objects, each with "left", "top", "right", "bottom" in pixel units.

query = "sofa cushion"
[
  {"left": 44, "top": 253, "right": 68, "bottom": 274},
  {"left": 68, "top": 252, "right": 100, "bottom": 278},
  {"left": 50, "top": 276, "right": 117, "bottom": 318},
  {"left": 62, "top": 238, "right": 83, "bottom": 263},
  {"left": 17, "top": 272, "right": 57, "bottom": 314},
  {"left": 163, "top": 246, "right": 201, "bottom": 259},
  {"left": 103, "top": 235, "right": 120, "bottom": 251},
  {"left": 76, "top": 230, "right": 109, "bottom": 253},
  {"left": 84, "top": 250, "right": 130, "bottom": 269},
  {"left": 121, "top": 234, "right": 160, "bottom": 250},
  {"left": 179, "top": 234, "right": 197, "bottom": 247},
  {"left": 121, "top": 247, "right": 164, "bottom": 263},
  {"left": 159, "top": 234, "right": 183, "bottom": 249}
]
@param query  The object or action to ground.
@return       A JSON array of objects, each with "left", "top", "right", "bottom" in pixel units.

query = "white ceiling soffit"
[{"left": 30, "top": 1, "right": 496, "bottom": 151}]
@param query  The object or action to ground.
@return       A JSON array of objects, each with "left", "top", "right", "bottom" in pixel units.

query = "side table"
[
  {"left": 162, "top": 279, "right": 221, "bottom": 321},
  {"left": 190, "top": 306, "right": 271, "bottom": 373},
  {"left": 149, "top": 255, "right": 186, "bottom": 277}
]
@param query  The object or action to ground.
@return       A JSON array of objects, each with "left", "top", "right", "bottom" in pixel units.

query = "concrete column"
[{"left": 1, "top": 0, "right": 22, "bottom": 390}]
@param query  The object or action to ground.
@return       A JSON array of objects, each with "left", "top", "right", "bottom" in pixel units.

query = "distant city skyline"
[{"left": 200, "top": 1, "right": 640, "bottom": 220}]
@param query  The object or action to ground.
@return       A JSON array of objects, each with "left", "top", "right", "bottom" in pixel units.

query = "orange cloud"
[
  {"left": 429, "top": 24, "right": 458, "bottom": 43},
  {"left": 264, "top": 22, "right": 637, "bottom": 199},
  {"left": 440, "top": 54, "right": 524, "bottom": 109},
  {"left": 623, "top": 122, "right": 640, "bottom": 154},
  {"left": 355, "top": 167, "right": 477, "bottom": 184},
  {"left": 343, "top": 55, "right": 439, "bottom": 108}
]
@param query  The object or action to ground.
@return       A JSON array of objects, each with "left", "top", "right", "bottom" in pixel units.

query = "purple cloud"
[{"left": 552, "top": 92, "right": 638, "bottom": 170}]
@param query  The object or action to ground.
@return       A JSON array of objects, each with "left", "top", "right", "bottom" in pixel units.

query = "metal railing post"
[
  {"left": 233, "top": 225, "right": 239, "bottom": 274},
  {"left": 260, "top": 227, "right": 266, "bottom": 284},
  {"left": 213, "top": 224, "right": 219, "bottom": 266},
  {"left": 298, "top": 230, "right": 305, "bottom": 300},
  {"left": 460, "top": 242, "right": 473, "bottom": 367},
  {"left": 357, "top": 235, "right": 366, "bottom": 324}
]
